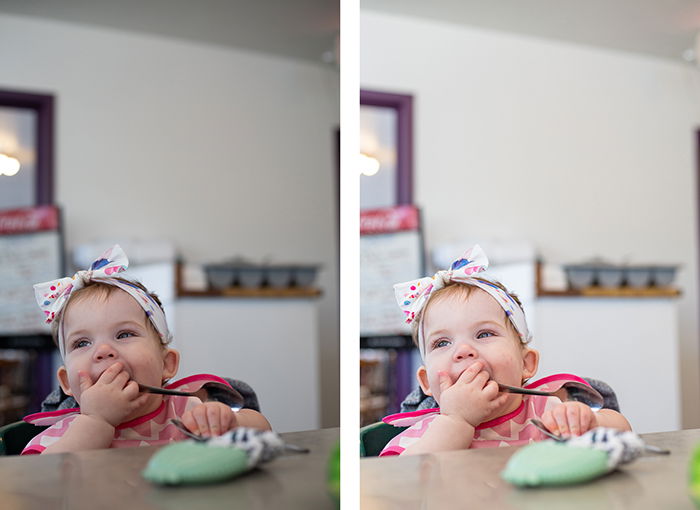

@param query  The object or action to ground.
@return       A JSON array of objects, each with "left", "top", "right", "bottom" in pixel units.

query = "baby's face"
[
  {"left": 58, "top": 288, "right": 173, "bottom": 403},
  {"left": 418, "top": 288, "right": 537, "bottom": 407}
]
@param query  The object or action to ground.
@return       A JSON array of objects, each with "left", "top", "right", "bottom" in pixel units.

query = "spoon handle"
[
  {"left": 497, "top": 383, "right": 552, "bottom": 397},
  {"left": 529, "top": 418, "right": 564, "bottom": 441},
  {"left": 284, "top": 444, "right": 311, "bottom": 454},
  {"left": 138, "top": 383, "right": 194, "bottom": 397},
  {"left": 170, "top": 418, "right": 206, "bottom": 441},
  {"left": 644, "top": 444, "right": 671, "bottom": 455}
]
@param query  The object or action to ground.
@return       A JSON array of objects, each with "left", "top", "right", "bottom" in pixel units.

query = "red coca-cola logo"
[
  {"left": 0, "top": 205, "right": 59, "bottom": 234},
  {"left": 360, "top": 205, "right": 419, "bottom": 235}
]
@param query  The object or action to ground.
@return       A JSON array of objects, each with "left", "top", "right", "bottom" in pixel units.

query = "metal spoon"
[
  {"left": 169, "top": 418, "right": 310, "bottom": 453},
  {"left": 529, "top": 418, "right": 670, "bottom": 454},
  {"left": 530, "top": 418, "right": 567, "bottom": 441},
  {"left": 138, "top": 382, "right": 245, "bottom": 411},
  {"left": 497, "top": 381, "right": 605, "bottom": 410},
  {"left": 170, "top": 418, "right": 208, "bottom": 441}
]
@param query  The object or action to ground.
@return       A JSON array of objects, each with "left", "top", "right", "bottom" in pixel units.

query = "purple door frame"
[
  {"left": 360, "top": 89, "right": 413, "bottom": 205},
  {"left": 0, "top": 89, "right": 55, "bottom": 205}
]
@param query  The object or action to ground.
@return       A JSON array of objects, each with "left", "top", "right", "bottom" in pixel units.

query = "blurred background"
[
  {"left": 0, "top": 0, "right": 339, "bottom": 433},
  {"left": 360, "top": 0, "right": 700, "bottom": 434}
]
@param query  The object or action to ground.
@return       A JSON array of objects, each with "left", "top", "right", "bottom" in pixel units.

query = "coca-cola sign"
[
  {"left": 360, "top": 205, "right": 419, "bottom": 235},
  {"left": 0, "top": 205, "right": 59, "bottom": 234}
]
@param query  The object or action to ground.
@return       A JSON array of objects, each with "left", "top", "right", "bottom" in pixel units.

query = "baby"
[
  {"left": 22, "top": 245, "right": 270, "bottom": 454},
  {"left": 381, "top": 245, "right": 630, "bottom": 456}
]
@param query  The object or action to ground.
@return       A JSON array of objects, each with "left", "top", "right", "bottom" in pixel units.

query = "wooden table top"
[
  {"left": 361, "top": 428, "right": 700, "bottom": 509},
  {"left": 0, "top": 427, "right": 339, "bottom": 510}
]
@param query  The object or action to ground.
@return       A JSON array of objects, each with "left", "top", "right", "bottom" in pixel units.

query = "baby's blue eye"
[
  {"left": 435, "top": 339, "right": 450, "bottom": 348},
  {"left": 73, "top": 339, "right": 89, "bottom": 349},
  {"left": 117, "top": 331, "right": 135, "bottom": 339},
  {"left": 477, "top": 331, "right": 494, "bottom": 339}
]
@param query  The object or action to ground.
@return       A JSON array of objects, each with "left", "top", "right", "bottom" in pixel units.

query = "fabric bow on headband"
[
  {"left": 394, "top": 245, "right": 531, "bottom": 359},
  {"left": 34, "top": 244, "right": 172, "bottom": 358}
]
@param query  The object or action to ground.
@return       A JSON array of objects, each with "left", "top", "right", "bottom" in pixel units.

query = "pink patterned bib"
[
  {"left": 380, "top": 374, "right": 589, "bottom": 456},
  {"left": 22, "top": 374, "right": 230, "bottom": 455}
]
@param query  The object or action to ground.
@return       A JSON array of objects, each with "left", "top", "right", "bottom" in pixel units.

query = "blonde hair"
[
  {"left": 411, "top": 277, "right": 526, "bottom": 348},
  {"left": 51, "top": 277, "right": 165, "bottom": 348}
]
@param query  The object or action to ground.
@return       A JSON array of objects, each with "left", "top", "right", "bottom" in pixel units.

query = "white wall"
[
  {"left": 0, "top": 13, "right": 339, "bottom": 427},
  {"left": 362, "top": 11, "right": 700, "bottom": 428},
  {"left": 174, "top": 298, "right": 321, "bottom": 433},
  {"left": 535, "top": 298, "right": 681, "bottom": 434}
]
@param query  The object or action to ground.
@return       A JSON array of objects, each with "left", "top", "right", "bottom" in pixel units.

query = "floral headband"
[
  {"left": 34, "top": 244, "right": 172, "bottom": 359},
  {"left": 394, "top": 244, "right": 531, "bottom": 359}
]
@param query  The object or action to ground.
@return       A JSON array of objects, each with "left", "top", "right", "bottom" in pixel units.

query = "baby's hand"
[
  {"left": 540, "top": 401, "right": 598, "bottom": 438},
  {"left": 180, "top": 402, "right": 238, "bottom": 438},
  {"left": 438, "top": 360, "right": 507, "bottom": 427},
  {"left": 78, "top": 362, "right": 148, "bottom": 427}
]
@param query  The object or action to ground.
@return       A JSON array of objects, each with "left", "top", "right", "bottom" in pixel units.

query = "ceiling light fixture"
[
  {"left": 359, "top": 153, "right": 380, "bottom": 177},
  {"left": 0, "top": 153, "right": 21, "bottom": 176}
]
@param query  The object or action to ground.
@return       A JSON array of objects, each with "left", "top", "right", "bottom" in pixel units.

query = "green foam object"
[
  {"left": 142, "top": 441, "right": 249, "bottom": 485},
  {"left": 327, "top": 440, "right": 340, "bottom": 506},
  {"left": 688, "top": 443, "right": 700, "bottom": 507},
  {"left": 501, "top": 441, "right": 610, "bottom": 487}
]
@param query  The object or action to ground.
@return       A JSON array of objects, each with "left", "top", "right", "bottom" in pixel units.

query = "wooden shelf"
[
  {"left": 535, "top": 260, "right": 681, "bottom": 298},
  {"left": 0, "top": 396, "right": 29, "bottom": 413},
  {"left": 538, "top": 287, "right": 681, "bottom": 298},
  {"left": 174, "top": 261, "right": 321, "bottom": 299},
  {"left": 360, "top": 395, "right": 389, "bottom": 413},
  {"left": 178, "top": 287, "right": 322, "bottom": 298}
]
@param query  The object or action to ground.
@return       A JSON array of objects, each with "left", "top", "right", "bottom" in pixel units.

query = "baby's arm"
[
  {"left": 540, "top": 401, "right": 631, "bottom": 438},
  {"left": 180, "top": 403, "right": 271, "bottom": 437},
  {"left": 42, "top": 415, "right": 117, "bottom": 453},
  {"left": 236, "top": 409, "right": 272, "bottom": 430},
  {"left": 594, "top": 408, "right": 631, "bottom": 430},
  {"left": 402, "top": 414, "right": 476, "bottom": 455},
  {"left": 43, "top": 363, "right": 149, "bottom": 454},
  {"left": 402, "top": 361, "right": 508, "bottom": 455}
]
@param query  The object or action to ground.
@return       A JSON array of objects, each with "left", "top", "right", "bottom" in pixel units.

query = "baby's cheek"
[
  {"left": 503, "top": 355, "right": 524, "bottom": 377},
  {"left": 70, "top": 387, "right": 83, "bottom": 404},
  {"left": 428, "top": 375, "right": 442, "bottom": 402}
]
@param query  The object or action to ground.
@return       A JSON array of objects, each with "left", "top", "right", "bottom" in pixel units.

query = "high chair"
[
  {"left": 0, "top": 421, "right": 47, "bottom": 455},
  {"left": 360, "top": 421, "right": 406, "bottom": 457}
]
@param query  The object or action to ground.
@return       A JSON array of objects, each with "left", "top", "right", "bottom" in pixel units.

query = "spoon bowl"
[
  {"left": 138, "top": 382, "right": 245, "bottom": 411},
  {"left": 497, "top": 381, "right": 604, "bottom": 410}
]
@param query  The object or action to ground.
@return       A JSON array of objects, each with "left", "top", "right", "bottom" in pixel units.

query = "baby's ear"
[
  {"left": 161, "top": 348, "right": 180, "bottom": 383},
  {"left": 416, "top": 366, "right": 432, "bottom": 396},
  {"left": 56, "top": 365, "right": 73, "bottom": 396},
  {"left": 521, "top": 347, "right": 540, "bottom": 383}
]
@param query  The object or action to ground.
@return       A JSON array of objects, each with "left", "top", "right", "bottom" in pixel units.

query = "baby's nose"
[
  {"left": 454, "top": 343, "right": 477, "bottom": 360},
  {"left": 94, "top": 343, "right": 117, "bottom": 360}
]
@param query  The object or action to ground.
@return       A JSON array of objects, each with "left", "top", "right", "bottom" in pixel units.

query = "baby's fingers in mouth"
[
  {"left": 96, "top": 362, "right": 121, "bottom": 380},
  {"left": 96, "top": 362, "right": 132, "bottom": 383}
]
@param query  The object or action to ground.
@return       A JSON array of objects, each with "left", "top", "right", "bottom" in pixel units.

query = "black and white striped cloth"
[
  {"left": 565, "top": 428, "right": 645, "bottom": 469},
  {"left": 205, "top": 428, "right": 286, "bottom": 467}
]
